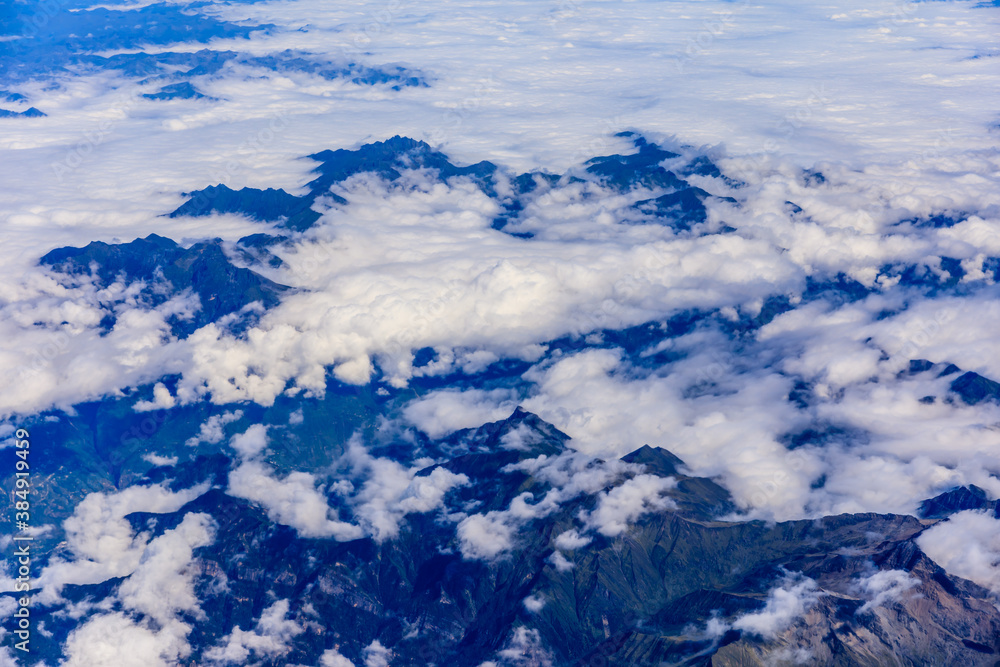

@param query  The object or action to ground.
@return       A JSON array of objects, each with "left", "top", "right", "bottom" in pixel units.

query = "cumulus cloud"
[
  {"left": 853, "top": 568, "right": 921, "bottom": 615},
  {"left": 228, "top": 460, "right": 363, "bottom": 540},
  {"left": 142, "top": 453, "right": 178, "bottom": 467},
  {"left": 133, "top": 381, "right": 177, "bottom": 412},
  {"left": 229, "top": 423, "right": 269, "bottom": 458},
  {"left": 205, "top": 599, "right": 305, "bottom": 664},
  {"left": 61, "top": 512, "right": 217, "bottom": 667},
  {"left": 62, "top": 612, "right": 191, "bottom": 667},
  {"left": 319, "top": 648, "right": 356, "bottom": 667},
  {"left": 547, "top": 551, "right": 574, "bottom": 572},
  {"left": 581, "top": 474, "right": 677, "bottom": 537},
  {"left": 117, "top": 512, "right": 216, "bottom": 624},
  {"left": 494, "top": 627, "right": 553, "bottom": 667},
  {"left": 553, "top": 529, "right": 591, "bottom": 551},
  {"left": 34, "top": 482, "right": 210, "bottom": 603},
  {"left": 522, "top": 594, "right": 545, "bottom": 613},
  {"left": 917, "top": 510, "right": 1000, "bottom": 594},
  {"left": 731, "top": 573, "right": 823, "bottom": 640},
  {"left": 185, "top": 410, "right": 244, "bottom": 447},
  {"left": 403, "top": 389, "right": 520, "bottom": 440},
  {"left": 457, "top": 512, "right": 515, "bottom": 561},
  {"left": 346, "top": 437, "right": 469, "bottom": 541},
  {"left": 454, "top": 448, "right": 654, "bottom": 559},
  {"left": 362, "top": 640, "right": 392, "bottom": 667}
]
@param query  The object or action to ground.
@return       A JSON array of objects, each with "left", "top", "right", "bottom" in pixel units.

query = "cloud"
[
  {"left": 917, "top": 510, "right": 1000, "bottom": 594},
  {"left": 362, "top": 640, "right": 392, "bottom": 667},
  {"left": 522, "top": 594, "right": 545, "bottom": 613},
  {"left": 731, "top": 573, "right": 823, "bottom": 640},
  {"left": 61, "top": 612, "right": 190, "bottom": 667},
  {"left": 133, "top": 381, "right": 177, "bottom": 411},
  {"left": 229, "top": 423, "right": 269, "bottom": 458},
  {"left": 227, "top": 460, "right": 363, "bottom": 540},
  {"left": 319, "top": 649, "right": 356, "bottom": 667},
  {"left": 185, "top": 410, "right": 244, "bottom": 447},
  {"left": 547, "top": 551, "right": 574, "bottom": 572},
  {"left": 494, "top": 627, "right": 553, "bottom": 667},
  {"left": 581, "top": 473, "right": 677, "bottom": 537},
  {"left": 205, "top": 599, "right": 305, "bottom": 665},
  {"left": 116, "top": 512, "right": 215, "bottom": 624},
  {"left": 34, "top": 482, "right": 210, "bottom": 603},
  {"left": 853, "top": 568, "right": 921, "bottom": 614},
  {"left": 61, "top": 512, "right": 217, "bottom": 667},
  {"left": 553, "top": 529, "right": 591, "bottom": 551},
  {"left": 142, "top": 453, "right": 178, "bottom": 466},
  {"left": 346, "top": 437, "right": 469, "bottom": 541},
  {"left": 403, "top": 389, "right": 520, "bottom": 440},
  {"left": 457, "top": 512, "right": 515, "bottom": 561},
  {"left": 453, "top": 447, "right": 654, "bottom": 560}
]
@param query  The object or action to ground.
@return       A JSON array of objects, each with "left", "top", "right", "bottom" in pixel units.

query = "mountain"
[
  {"left": 10, "top": 408, "right": 999, "bottom": 665},
  {"left": 40, "top": 234, "right": 290, "bottom": 337},
  {"left": 170, "top": 136, "right": 498, "bottom": 231},
  {"left": 0, "top": 106, "right": 45, "bottom": 117}
]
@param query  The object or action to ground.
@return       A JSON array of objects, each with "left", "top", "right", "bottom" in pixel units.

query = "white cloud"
[
  {"left": 731, "top": 573, "right": 823, "bottom": 640},
  {"left": 205, "top": 599, "right": 305, "bottom": 665},
  {"left": 457, "top": 512, "right": 515, "bottom": 561},
  {"left": 227, "top": 460, "right": 363, "bottom": 540},
  {"left": 62, "top": 612, "right": 190, "bottom": 667},
  {"left": 553, "top": 530, "right": 591, "bottom": 551},
  {"left": 581, "top": 473, "right": 677, "bottom": 537},
  {"left": 142, "top": 453, "right": 178, "bottom": 467},
  {"left": 853, "top": 569, "right": 921, "bottom": 614},
  {"left": 319, "top": 648, "right": 357, "bottom": 667},
  {"left": 403, "top": 389, "right": 519, "bottom": 440},
  {"left": 186, "top": 410, "right": 244, "bottom": 447},
  {"left": 61, "top": 512, "right": 217, "bottom": 667},
  {"left": 362, "top": 640, "right": 392, "bottom": 667},
  {"left": 133, "top": 382, "right": 177, "bottom": 412},
  {"left": 547, "top": 551, "right": 574, "bottom": 572},
  {"left": 522, "top": 594, "right": 545, "bottom": 613},
  {"left": 917, "top": 510, "right": 1000, "bottom": 595},
  {"left": 346, "top": 437, "right": 469, "bottom": 541},
  {"left": 117, "top": 513, "right": 215, "bottom": 624},
  {"left": 495, "top": 627, "right": 553, "bottom": 667},
  {"left": 229, "top": 423, "right": 269, "bottom": 459},
  {"left": 34, "top": 482, "right": 210, "bottom": 603}
]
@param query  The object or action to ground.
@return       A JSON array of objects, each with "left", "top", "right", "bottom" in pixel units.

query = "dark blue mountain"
[
  {"left": 586, "top": 132, "right": 684, "bottom": 191},
  {"left": 94, "top": 48, "right": 425, "bottom": 89},
  {"left": 142, "top": 81, "right": 210, "bottom": 101},
  {"left": 950, "top": 370, "right": 1000, "bottom": 405},
  {"left": 170, "top": 136, "right": 498, "bottom": 229},
  {"left": 634, "top": 185, "right": 737, "bottom": 231},
  {"left": 919, "top": 485, "right": 1000, "bottom": 519},
  {"left": 0, "top": 4, "right": 271, "bottom": 82},
  {"left": 0, "top": 106, "right": 45, "bottom": 117},
  {"left": 169, "top": 184, "right": 319, "bottom": 229},
  {"left": 170, "top": 134, "right": 738, "bottom": 241},
  {"left": 9, "top": 407, "right": 999, "bottom": 665},
  {"left": 40, "top": 234, "right": 290, "bottom": 337}
]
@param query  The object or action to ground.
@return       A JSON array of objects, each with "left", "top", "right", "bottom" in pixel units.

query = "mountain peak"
[{"left": 621, "top": 444, "right": 687, "bottom": 477}]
